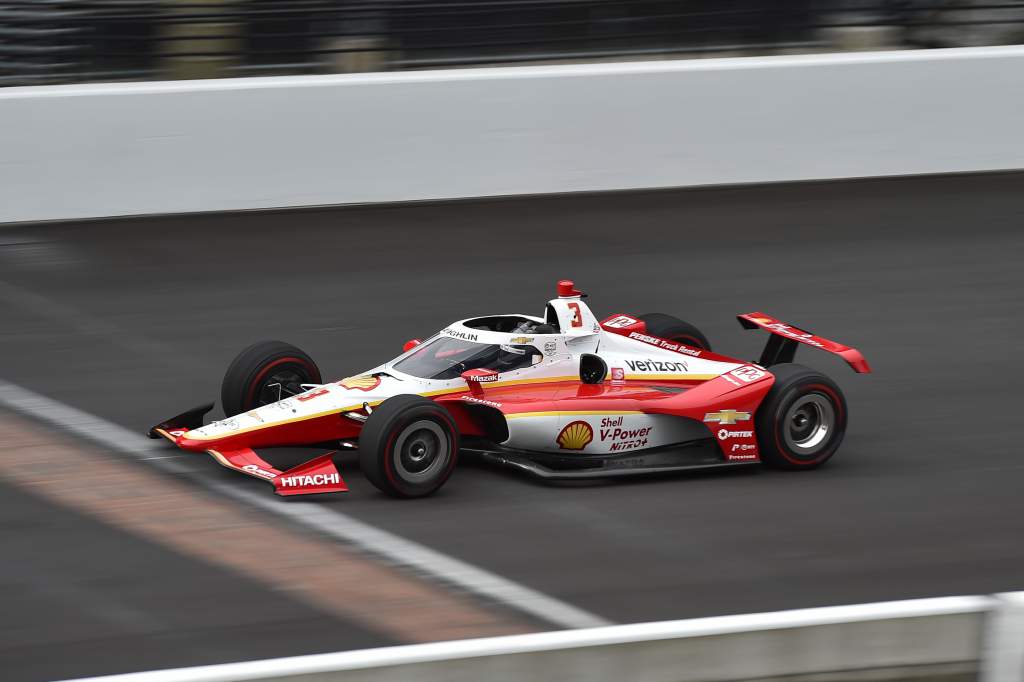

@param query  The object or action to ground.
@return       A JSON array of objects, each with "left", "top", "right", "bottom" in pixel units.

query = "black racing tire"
[
  {"left": 756, "top": 363, "right": 847, "bottom": 470},
  {"left": 639, "top": 313, "right": 712, "bottom": 351},
  {"left": 359, "top": 395, "right": 460, "bottom": 498},
  {"left": 221, "top": 340, "right": 322, "bottom": 417}
]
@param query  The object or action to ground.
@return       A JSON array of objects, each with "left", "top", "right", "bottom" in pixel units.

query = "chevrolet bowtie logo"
[{"left": 703, "top": 409, "right": 751, "bottom": 425}]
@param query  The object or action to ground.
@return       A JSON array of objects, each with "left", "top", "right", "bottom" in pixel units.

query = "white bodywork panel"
[
  {"left": 185, "top": 294, "right": 745, "bottom": 453},
  {"left": 506, "top": 412, "right": 713, "bottom": 454}
]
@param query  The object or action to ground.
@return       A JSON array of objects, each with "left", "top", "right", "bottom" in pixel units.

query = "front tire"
[
  {"left": 359, "top": 395, "right": 460, "bottom": 498},
  {"left": 639, "top": 313, "right": 712, "bottom": 351},
  {"left": 756, "top": 363, "right": 847, "bottom": 469},
  {"left": 221, "top": 340, "right": 322, "bottom": 417}
]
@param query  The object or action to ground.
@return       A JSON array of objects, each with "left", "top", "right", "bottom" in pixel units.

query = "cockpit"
[
  {"left": 462, "top": 315, "right": 557, "bottom": 335},
  {"left": 392, "top": 335, "right": 543, "bottom": 380}
]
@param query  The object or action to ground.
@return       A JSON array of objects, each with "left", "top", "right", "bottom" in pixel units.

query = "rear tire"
[
  {"left": 639, "top": 313, "right": 712, "bottom": 351},
  {"left": 221, "top": 341, "right": 322, "bottom": 417},
  {"left": 756, "top": 363, "right": 847, "bottom": 469},
  {"left": 359, "top": 395, "right": 460, "bottom": 498}
]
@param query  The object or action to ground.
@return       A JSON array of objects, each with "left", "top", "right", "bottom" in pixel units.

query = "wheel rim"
[
  {"left": 393, "top": 420, "right": 450, "bottom": 483},
  {"left": 783, "top": 393, "right": 835, "bottom": 454},
  {"left": 255, "top": 367, "right": 306, "bottom": 406}
]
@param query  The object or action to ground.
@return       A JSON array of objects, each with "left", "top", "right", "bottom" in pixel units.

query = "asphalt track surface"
[{"left": 1, "top": 171, "right": 1023, "bottom": 678}]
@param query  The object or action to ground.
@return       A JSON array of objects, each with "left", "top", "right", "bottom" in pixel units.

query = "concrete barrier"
[
  {"left": 61, "top": 593, "right": 1024, "bottom": 682},
  {"left": 2, "top": 45, "right": 1024, "bottom": 224}
]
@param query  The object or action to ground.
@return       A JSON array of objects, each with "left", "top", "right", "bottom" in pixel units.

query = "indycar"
[{"left": 149, "top": 280, "right": 870, "bottom": 498}]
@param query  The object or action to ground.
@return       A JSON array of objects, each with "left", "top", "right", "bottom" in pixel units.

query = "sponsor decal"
[
  {"left": 464, "top": 371, "right": 499, "bottom": 383},
  {"left": 297, "top": 387, "right": 329, "bottom": 402},
  {"left": 599, "top": 416, "right": 651, "bottom": 451},
  {"left": 627, "top": 331, "right": 702, "bottom": 357},
  {"left": 610, "top": 367, "right": 625, "bottom": 381},
  {"left": 557, "top": 420, "right": 594, "bottom": 451},
  {"left": 338, "top": 375, "right": 382, "bottom": 391},
  {"left": 246, "top": 410, "right": 264, "bottom": 423},
  {"left": 731, "top": 443, "right": 756, "bottom": 452},
  {"left": 703, "top": 409, "right": 751, "bottom": 425},
  {"left": 510, "top": 336, "right": 534, "bottom": 344},
  {"left": 278, "top": 473, "right": 341, "bottom": 488},
  {"left": 167, "top": 429, "right": 187, "bottom": 438},
  {"left": 604, "top": 315, "right": 639, "bottom": 329},
  {"left": 718, "top": 429, "right": 754, "bottom": 440},
  {"left": 442, "top": 327, "right": 479, "bottom": 342},
  {"left": 460, "top": 395, "right": 503, "bottom": 409},
  {"left": 750, "top": 318, "right": 826, "bottom": 348},
  {"left": 544, "top": 341, "right": 558, "bottom": 356},
  {"left": 730, "top": 366, "right": 766, "bottom": 383},
  {"left": 242, "top": 463, "right": 277, "bottom": 479},
  {"left": 625, "top": 358, "right": 688, "bottom": 373},
  {"left": 729, "top": 453, "right": 758, "bottom": 460}
]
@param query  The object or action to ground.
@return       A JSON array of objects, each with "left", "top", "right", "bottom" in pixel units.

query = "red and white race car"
[{"left": 149, "top": 280, "right": 870, "bottom": 498}]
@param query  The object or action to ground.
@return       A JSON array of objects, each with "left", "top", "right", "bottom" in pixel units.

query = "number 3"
[{"left": 568, "top": 302, "right": 583, "bottom": 328}]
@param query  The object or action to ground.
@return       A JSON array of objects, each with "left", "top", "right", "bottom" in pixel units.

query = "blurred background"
[
  {"left": 1, "top": 2, "right": 1024, "bottom": 682},
  {"left": 3, "top": 0, "right": 1024, "bottom": 86}
]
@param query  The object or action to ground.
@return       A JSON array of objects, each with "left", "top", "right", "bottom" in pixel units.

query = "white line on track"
[{"left": 0, "top": 379, "right": 611, "bottom": 630}]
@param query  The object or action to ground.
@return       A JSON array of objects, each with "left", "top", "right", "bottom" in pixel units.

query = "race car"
[{"left": 149, "top": 280, "right": 870, "bottom": 498}]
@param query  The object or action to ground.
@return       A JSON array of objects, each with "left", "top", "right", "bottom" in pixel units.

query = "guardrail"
[
  {"left": 2, "top": 45, "right": 1024, "bottom": 224},
  {"left": 3, "top": 1, "right": 1024, "bottom": 86},
  {"left": 61, "top": 592, "right": 1024, "bottom": 682}
]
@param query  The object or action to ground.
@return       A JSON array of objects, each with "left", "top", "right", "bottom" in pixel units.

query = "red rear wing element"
[{"left": 737, "top": 312, "right": 871, "bottom": 374}]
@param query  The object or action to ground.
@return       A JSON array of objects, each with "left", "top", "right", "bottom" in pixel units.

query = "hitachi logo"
[{"left": 278, "top": 473, "right": 341, "bottom": 488}]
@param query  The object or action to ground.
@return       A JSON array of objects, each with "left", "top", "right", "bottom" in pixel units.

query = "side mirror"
[
  {"left": 461, "top": 368, "right": 499, "bottom": 386},
  {"left": 403, "top": 338, "right": 422, "bottom": 353}
]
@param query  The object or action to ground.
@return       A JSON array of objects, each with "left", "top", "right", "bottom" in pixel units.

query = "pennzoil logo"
[
  {"left": 556, "top": 420, "right": 594, "bottom": 451},
  {"left": 338, "top": 375, "right": 381, "bottom": 391},
  {"left": 703, "top": 409, "right": 751, "bottom": 425}
]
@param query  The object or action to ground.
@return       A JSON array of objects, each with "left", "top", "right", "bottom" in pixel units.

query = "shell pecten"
[{"left": 557, "top": 420, "right": 594, "bottom": 451}]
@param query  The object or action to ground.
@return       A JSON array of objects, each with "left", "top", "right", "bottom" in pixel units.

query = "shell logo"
[
  {"left": 338, "top": 375, "right": 382, "bottom": 392},
  {"left": 556, "top": 420, "right": 594, "bottom": 451}
]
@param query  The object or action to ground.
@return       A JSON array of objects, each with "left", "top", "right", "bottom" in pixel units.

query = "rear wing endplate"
[{"left": 737, "top": 312, "right": 871, "bottom": 374}]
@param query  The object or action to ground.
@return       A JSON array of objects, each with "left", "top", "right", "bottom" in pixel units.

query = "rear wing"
[{"left": 737, "top": 312, "right": 871, "bottom": 374}]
